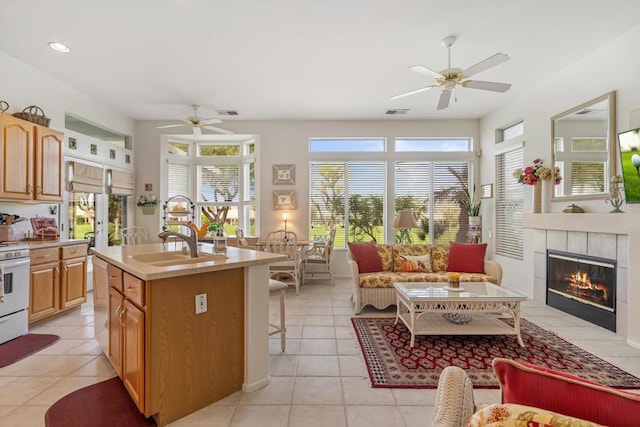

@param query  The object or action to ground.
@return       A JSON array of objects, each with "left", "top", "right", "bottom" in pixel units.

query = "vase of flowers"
[
  {"left": 513, "top": 159, "right": 562, "bottom": 213},
  {"left": 136, "top": 194, "right": 159, "bottom": 215}
]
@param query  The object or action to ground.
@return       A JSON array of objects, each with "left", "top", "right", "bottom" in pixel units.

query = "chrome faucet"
[{"left": 158, "top": 228, "right": 199, "bottom": 257}]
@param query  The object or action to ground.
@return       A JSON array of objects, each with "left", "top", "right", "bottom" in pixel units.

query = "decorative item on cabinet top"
[
  {"left": 12, "top": 105, "right": 50, "bottom": 127},
  {"left": 0, "top": 100, "right": 8, "bottom": 113},
  {"left": 563, "top": 204, "right": 584, "bottom": 213}
]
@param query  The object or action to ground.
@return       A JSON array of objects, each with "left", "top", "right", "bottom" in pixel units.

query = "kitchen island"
[{"left": 91, "top": 243, "right": 285, "bottom": 426}]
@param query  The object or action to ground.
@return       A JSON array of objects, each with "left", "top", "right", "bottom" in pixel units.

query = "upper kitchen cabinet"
[{"left": 0, "top": 113, "right": 63, "bottom": 202}]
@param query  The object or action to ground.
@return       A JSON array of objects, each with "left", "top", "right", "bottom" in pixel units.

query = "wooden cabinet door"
[
  {"left": 34, "top": 125, "right": 63, "bottom": 201},
  {"left": 0, "top": 114, "right": 33, "bottom": 200},
  {"left": 123, "top": 299, "right": 145, "bottom": 413},
  {"left": 60, "top": 257, "right": 87, "bottom": 309},
  {"left": 109, "top": 287, "right": 124, "bottom": 378},
  {"left": 29, "top": 261, "right": 59, "bottom": 322}
]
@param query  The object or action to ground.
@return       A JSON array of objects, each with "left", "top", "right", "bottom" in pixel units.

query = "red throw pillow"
[
  {"left": 447, "top": 242, "right": 486, "bottom": 273},
  {"left": 348, "top": 242, "right": 383, "bottom": 273},
  {"left": 492, "top": 358, "right": 640, "bottom": 427}
]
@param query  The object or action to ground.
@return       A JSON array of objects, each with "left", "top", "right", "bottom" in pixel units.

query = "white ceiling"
[{"left": 1, "top": 0, "right": 639, "bottom": 124}]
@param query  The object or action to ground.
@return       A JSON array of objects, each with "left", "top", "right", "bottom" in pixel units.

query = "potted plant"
[
  {"left": 459, "top": 183, "right": 481, "bottom": 221},
  {"left": 136, "top": 194, "right": 159, "bottom": 215}
]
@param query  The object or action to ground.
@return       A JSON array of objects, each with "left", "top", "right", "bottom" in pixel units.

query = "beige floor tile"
[
  {"left": 338, "top": 355, "right": 367, "bottom": 377},
  {"left": 301, "top": 325, "right": 335, "bottom": 339},
  {"left": 229, "top": 405, "right": 289, "bottom": 427},
  {"left": 0, "top": 404, "right": 48, "bottom": 427},
  {"left": 213, "top": 390, "right": 243, "bottom": 406},
  {"left": 345, "top": 405, "right": 405, "bottom": 427},
  {"left": 335, "top": 325, "right": 355, "bottom": 338},
  {"left": 399, "top": 405, "right": 436, "bottom": 427},
  {"left": 391, "top": 388, "right": 437, "bottom": 406},
  {"left": 304, "top": 298, "right": 333, "bottom": 307},
  {"left": 269, "top": 354, "right": 298, "bottom": 376},
  {"left": 0, "top": 376, "right": 62, "bottom": 405},
  {"left": 305, "top": 306, "right": 334, "bottom": 315},
  {"left": 473, "top": 388, "right": 501, "bottom": 406},
  {"left": 65, "top": 338, "right": 103, "bottom": 355},
  {"left": 30, "top": 325, "right": 95, "bottom": 339},
  {"left": 26, "top": 376, "right": 107, "bottom": 405},
  {"left": 238, "top": 377, "right": 294, "bottom": 405},
  {"left": 299, "top": 338, "right": 337, "bottom": 354},
  {"left": 303, "top": 315, "right": 334, "bottom": 325},
  {"left": 35, "top": 338, "right": 87, "bottom": 355},
  {"left": 169, "top": 404, "right": 236, "bottom": 426},
  {"left": 288, "top": 405, "right": 347, "bottom": 427},
  {"left": 333, "top": 306, "right": 356, "bottom": 315},
  {"left": 337, "top": 338, "right": 361, "bottom": 355},
  {"left": 269, "top": 338, "right": 301, "bottom": 355},
  {"left": 5, "top": 354, "right": 97, "bottom": 377},
  {"left": 292, "top": 377, "right": 344, "bottom": 405},
  {"left": 296, "top": 355, "right": 340, "bottom": 376},
  {"left": 342, "top": 377, "right": 396, "bottom": 405},
  {"left": 70, "top": 354, "right": 117, "bottom": 377}
]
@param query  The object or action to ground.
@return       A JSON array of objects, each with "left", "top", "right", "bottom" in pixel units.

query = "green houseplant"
[{"left": 459, "top": 184, "right": 481, "bottom": 217}]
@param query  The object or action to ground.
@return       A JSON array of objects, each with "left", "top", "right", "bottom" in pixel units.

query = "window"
[
  {"left": 164, "top": 138, "right": 257, "bottom": 236},
  {"left": 309, "top": 138, "right": 385, "bottom": 152},
  {"left": 309, "top": 137, "right": 476, "bottom": 248},
  {"left": 497, "top": 121, "right": 524, "bottom": 143},
  {"left": 495, "top": 146, "right": 524, "bottom": 259},
  {"left": 309, "top": 162, "right": 385, "bottom": 248},
  {"left": 395, "top": 138, "right": 471, "bottom": 152},
  {"left": 395, "top": 162, "right": 472, "bottom": 244}
]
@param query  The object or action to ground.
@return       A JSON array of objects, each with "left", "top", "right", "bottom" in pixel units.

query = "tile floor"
[{"left": 1, "top": 277, "right": 640, "bottom": 426}]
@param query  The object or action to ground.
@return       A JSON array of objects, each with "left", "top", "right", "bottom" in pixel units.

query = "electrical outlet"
[{"left": 195, "top": 293, "right": 207, "bottom": 314}]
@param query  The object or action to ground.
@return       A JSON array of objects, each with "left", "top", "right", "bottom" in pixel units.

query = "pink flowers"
[{"left": 513, "top": 159, "right": 562, "bottom": 186}]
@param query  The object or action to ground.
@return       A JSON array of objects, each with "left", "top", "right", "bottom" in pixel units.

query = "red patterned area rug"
[{"left": 352, "top": 317, "right": 640, "bottom": 389}]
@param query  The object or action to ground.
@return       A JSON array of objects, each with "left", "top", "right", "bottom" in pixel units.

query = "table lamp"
[{"left": 394, "top": 210, "right": 417, "bottom": 244}]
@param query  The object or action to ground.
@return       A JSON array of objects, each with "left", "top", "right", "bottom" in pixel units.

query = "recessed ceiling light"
[{"left": 48, "top": 42, "right": 70, "bottom": 53}]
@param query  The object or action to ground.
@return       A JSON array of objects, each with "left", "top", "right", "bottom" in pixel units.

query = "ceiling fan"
[
  {"left": 156, "top": 105, "right": 233, "bottom": 136},
  {"left": 391, "top": 36, "right": 512, "bottom": 110}
]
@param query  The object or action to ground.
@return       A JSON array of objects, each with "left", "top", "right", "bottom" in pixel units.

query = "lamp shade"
[{"left": 393, "top": 210, "right": 417, "bottom": 229}]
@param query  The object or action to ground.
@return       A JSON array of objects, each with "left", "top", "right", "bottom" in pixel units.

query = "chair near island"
[
  {"left": 303, "top": 227, "right": 336, "bottom": 285},
  {"left": 264, "top": 230, "right": 301, "bottom": 295},
  {"left": 121, "top": 226, "right": 147, "bottom": 245}
]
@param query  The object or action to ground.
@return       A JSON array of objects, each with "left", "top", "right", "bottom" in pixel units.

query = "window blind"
[
  {"left": 108, "top": 169, "right": 134, "bottom": 195},
  {"left": 68, "top": 162, "right": 104, "bottom": 194},
  {"left": 199, "top": 165, "right": 240, "bottom": 203},
  {"left": 571, "top": 161, "right": 605, "bottom": 194},
  {"left": 168, "top": 163, "right": 190, "bottom": 198},
  {"left": 495, "top": 147, "right": 524, "bottom": 259}
]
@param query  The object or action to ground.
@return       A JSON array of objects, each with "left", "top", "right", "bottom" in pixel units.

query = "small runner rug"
[
  {"left": 45, "top": 377, "right": 156, "bottom": 427},
  {"left": 0, "top": 333, "right": 59, "bottom": 368},
  {"left": 352, "top": 317, "right": 640, "bottom": 389}
]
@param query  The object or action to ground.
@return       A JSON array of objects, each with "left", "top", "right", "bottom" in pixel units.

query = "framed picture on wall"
[
  {"left": 273, "top": 164, "right": 295, "bottom": 185},
  {"left": 273, "top": 190, "right": 296, "bottom": 210}
]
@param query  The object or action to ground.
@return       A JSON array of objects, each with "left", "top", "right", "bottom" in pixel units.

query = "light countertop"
[{"left": 91, "top": 242, "right": 286, "bottom": 280}]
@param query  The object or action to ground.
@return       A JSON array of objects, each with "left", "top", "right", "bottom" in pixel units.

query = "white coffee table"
[{"left": 393, "top": 282, "right": 527, "bottom": 347}]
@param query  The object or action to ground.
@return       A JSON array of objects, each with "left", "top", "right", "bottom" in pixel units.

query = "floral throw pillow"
[
  {"left": 469, "top": 403, "right": 605, "bottom": 427},
  {"left": 400, "top": 254, "right": 433, "bottom": 273}
]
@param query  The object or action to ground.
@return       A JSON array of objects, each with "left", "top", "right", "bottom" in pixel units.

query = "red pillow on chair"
[
  {"left": 492, "top": 358, "right": 640, "bottom": 427},
  {"left": 348, "top": 242, "right": 383, "bottom": 273},
  {"left": 447, "top": 242, "right": 486, "bottom": 273}
]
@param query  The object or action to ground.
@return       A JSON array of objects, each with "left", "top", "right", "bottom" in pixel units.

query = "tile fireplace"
[{"left": 546, "top": 250, "right": 616, "bottom": 332}]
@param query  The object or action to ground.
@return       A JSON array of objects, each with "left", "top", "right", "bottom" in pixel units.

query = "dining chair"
[
  {"left": 264, "top": 230, "right": 301, "bottom": 295},
  {"left": 121, "top": 226, "right": 148, "bottom": 245},
  {"left": 303, "top": 227, "right": 336, "bottom": 285}
]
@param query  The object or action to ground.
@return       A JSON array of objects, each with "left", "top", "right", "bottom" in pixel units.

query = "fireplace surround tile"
[
  {"left": 617, "top": 266, "right": 628, "bottom": 304},
  {"left": 567, "top": 231, "right": 587, "bottom": 255},
  {"left": 533, "top": 230, "right": 546, "bottom": 252},
  {"left": 547, "top": 230, "right": 567, "bottom": 251},
  {"left": 617, "top": 235, "right": 628, "bottom": 268},
  {"left": 587, "top": 233, "right": 617, "bottom": 259},
  {"left": 617, "top": 301, "right": 628, "bottom": 337}
]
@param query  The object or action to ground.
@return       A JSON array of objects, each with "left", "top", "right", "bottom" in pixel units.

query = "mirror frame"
[{"left": 551, "top": 91, "right": 616, "bottom": 201}]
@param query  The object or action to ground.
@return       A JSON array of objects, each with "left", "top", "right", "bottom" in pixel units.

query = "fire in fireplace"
[{"left": 546, "top": 250, "right": 616, "bottom": 332}]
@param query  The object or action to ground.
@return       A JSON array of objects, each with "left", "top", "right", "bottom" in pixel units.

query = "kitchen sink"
[{"left": 130, "top": 251, "right": 227, "bottom": 266}]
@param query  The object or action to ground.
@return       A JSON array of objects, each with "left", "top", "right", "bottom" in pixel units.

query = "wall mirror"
[{"left": 551, "top": 91, "right": 616, "bottom": 201}]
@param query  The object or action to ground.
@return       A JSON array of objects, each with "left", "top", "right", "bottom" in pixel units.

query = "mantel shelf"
[{"left": 523, "top": 213, "right": 629, "bottom": 235}]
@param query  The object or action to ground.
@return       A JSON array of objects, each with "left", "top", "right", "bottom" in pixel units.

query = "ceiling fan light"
[{"left": 48, "top": 42, "right": 70, "bottom": 53}]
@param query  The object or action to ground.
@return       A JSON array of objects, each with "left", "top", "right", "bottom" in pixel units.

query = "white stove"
[{"left": 0, "top": 243, "right": 30, "bottom": 344}]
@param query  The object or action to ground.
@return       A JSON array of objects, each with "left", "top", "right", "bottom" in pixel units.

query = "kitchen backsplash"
[{"left": 0, "top": 201, "right": 59, "bottom": 241}]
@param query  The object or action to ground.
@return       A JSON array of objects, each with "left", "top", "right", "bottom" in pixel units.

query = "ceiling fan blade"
[
  {"left": 157, "top": 123, "right": 188, "bottom": 129},
  {"left": 204, "top": 125, "right": 234, "bottom": 135},
  {"left": 436, "top": 90, "right": 452, "bottom": 110},
  {"left": 463, "top": 80, "right": 512, "bottom": 93},
  {"left": 409, "top": 65, "right": 444, "bottom": 79},
  {"left": 193, "top": 126, "right": 202, "bottom": 137},
  {"left": 390, "top": 85, "right": 438, "bottom": 100},
  {"left": 462, "top": 53, "right": 509, "bottom": 78},
  {"left": 200, "top": 117, "right": 223, "bottom": 125}
]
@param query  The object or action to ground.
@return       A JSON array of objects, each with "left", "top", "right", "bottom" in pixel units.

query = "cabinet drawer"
[
  {"left": 108, "top": 264, "right": 124, "bottom": 292},
  {"left": 61, "top": 244, "right": 87, "bottom": 260},
  {"left": 123, "top": 272, "right": 145, "bottom": 308},
  {"left": 30, "top": 247, "right": 60, "bottom": 265}
]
